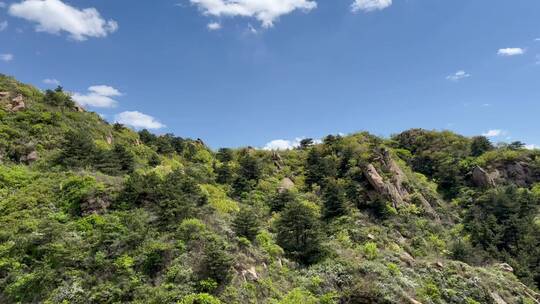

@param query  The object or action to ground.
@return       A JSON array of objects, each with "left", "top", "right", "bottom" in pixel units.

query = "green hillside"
[{"left": 0, "top": 74, "right": 539, "bottom": 304}]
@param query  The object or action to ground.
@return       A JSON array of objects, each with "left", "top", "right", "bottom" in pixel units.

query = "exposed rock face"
[
  {"left": 241, "top": 266, "right": 259, "bottom": 282},
  {"left": 363, "top": 149, "right": 438, "bottom": 219},
  {"left": 278, "top": 177, "right": 295, "bottom": 193},
  {"left": 5, "top": 94, "right": 26, "bottom": 112},
  {"left": 405, "top": 297, "right": 423, "bottom": 304},
  {"left": 106, "top": 134, "right": 113, "bottom": 145},
  {"left": 80, "top": 195, "right": 111, "bottom": 216},
  {"left": 272, "top": 151, "right": 284, "bottom": 169},
  {"left": 472, "top": 162, "right": 538, "bottom": 188},
  {"left": 498, "top": 161, "right": 536, "bottom": 187},
  {"left": 12, "top": 94, "right": 23, "bottom": 103},
  {"left": 363, "top": 163, "right": 409, "bottom": 208},
  {"left": 490, "top": 292, "right": 508, "bottom": 304},
  {"left": 472, "top": 166, "right": 496, "bottom": 188},
  {"left": 234, "top": 264, "right": 259, "bottom": 282},
  {"left": 74, "top": 104, "right": 85, "bottom": 112},
  {"left": 382, "top": 149, "right": 409, "bottom": 197},
  {"left": 19, "top": 150, "right": 38, "bottom": 164},
  {"left": 0, "top": 91, "right": 9, "bottom": 98},
  {"left": 25, "top": 150, "right": 39, "bottom": 163},
  {"left": 498, "top": 263, "right": 514, "bottom": 273},
  {"left": 399, "top": 251, "right": 415, "bottom": 266}
]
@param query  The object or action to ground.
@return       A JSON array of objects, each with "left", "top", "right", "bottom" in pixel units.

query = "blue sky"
[{"left": 0, "top": 0, "right": 539, "bottom": 149}]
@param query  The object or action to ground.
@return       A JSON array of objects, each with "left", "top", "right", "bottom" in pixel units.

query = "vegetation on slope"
[{"left": 0, "top": 74, "right": 539, "bottom": 303}]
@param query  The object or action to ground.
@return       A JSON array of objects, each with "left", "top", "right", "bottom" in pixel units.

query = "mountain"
[{"left": 0, "top": 74, "right": 539, "bottom": 304}]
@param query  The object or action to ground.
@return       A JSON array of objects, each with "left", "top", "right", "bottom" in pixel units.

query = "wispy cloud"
[
  {"left": 189, "top": 0, "right": 317, "bottom": 28},
  {"left": 497, "top": 48, "right": 525, "bottom": 56},
  {"left": 0, "top": 20, "right": 7, "bottom": 31},
  {"left": 8, "top": 0, "right": 118, "bottom": 41},
  {"left": 446, "top": 70, "right": 471, "bottom": 81},
  {"left": 525, "top": 144, "right": 538, "bottom": 150},
  {"left": 351, "top": 0, "right": 392, "bottom": 12},
  {"left": 72, "top": 85, "right": 122, "bottom": 108},
  {"left": 207, "top": 22, "right": 221, "bottom": 31},
  {"left": 0, "top": 2, "right": 6, "bottom": 8},
  {"left": 115, "top": 111, "right": 165, "bottom": 129},
  {"left": 43, "top": 78, "right": 61, "bottom": 86},
  {"left": 482, "top": 129, "right": 505, "bottom": 137},
  {"left": 0, "top": 53, "right": 13, "bottom": 62}
]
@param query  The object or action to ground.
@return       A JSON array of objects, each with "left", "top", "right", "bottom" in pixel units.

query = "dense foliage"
[{"left": 1, "top": 74, "right": 539, "bottom": 303}]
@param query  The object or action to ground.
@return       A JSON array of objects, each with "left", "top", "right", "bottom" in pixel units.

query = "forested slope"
[{"left": 0, "top": 74, "right": 539, "bottom": 304}]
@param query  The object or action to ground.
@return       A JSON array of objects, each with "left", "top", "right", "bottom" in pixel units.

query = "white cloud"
[
  {"left": 497, "top": 48, "right": 525, "bottom": 56},
  {"left": 0, "top": 21, "right": 7, "bottom": 31},
  {"left": 207, "top": 22, "right": 221, "bottom": 30},
  {"left": 190, "top": 0, "right": 317, "bottom": 28},
  {"left": 446, "top": 70, "right": 471, "bottom": 81},
  {"left": 114, "top": 111, "right": 165, "bottom": 129},
  {"left": 535, "top": 38, "right": 540, "bottom": 41},
  {"left": 43, "top": 78, "right": 60, "bottom": 85},
  {"left": 351, "top": 0, "right": 392, "bottom": 12},
  {"left": 482, "top": 129, "right": 504, "bottom": 137},
  {"left": 264, "top": 139, "right": 300, "bottom": 150},
  {"left": 88, "top": 85, "right": 122, "bottom": 97},
  {"left": 263, "top": 137, "right": 322, "bottom": 150},
  {"left": 525, "top": 144, "right": 538, "bottom": 150},
  {"left": 0, "top": 53, "right": 13, "bottom": 61},
  {"left": 72, "top": 85, "right": 122, "bottom": 108},
  {"left": 8, "top": 0, "right": 118, "bottom": 41}
]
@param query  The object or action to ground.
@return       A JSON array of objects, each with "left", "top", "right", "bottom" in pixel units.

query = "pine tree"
[
  {"left": 112, "top": 144, "right": 135, "bottom": 174},
  {"left": 58, "top": 130, "right": 96, "bottom": 168},
  {"left": 275, "top": 201, "right": 325, "bottom": 265},
  {"left": 322, "top": 178, "right": 347, "bottom": 219},
  {"left": 233, "top": 207, "right": 260, "bottom": 241},
  {"left": 470, "top": 136, "right": 494, "bottom": 156}
]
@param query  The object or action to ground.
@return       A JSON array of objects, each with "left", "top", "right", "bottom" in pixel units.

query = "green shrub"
[
  {"left": 362, "top": 242, "right": 378, "bottom": 260},
  {"left": 179, "top": 293, "right": 222, "bottom": 304}
]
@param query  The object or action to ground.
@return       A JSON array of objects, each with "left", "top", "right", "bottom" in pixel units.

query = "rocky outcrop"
[
  {"left": 472, "top": 166, "right": 496, "bottom": 188},
  {"left": 20, "top": 150, "right": 38, "bottom": 164},
  {"left": 272, "top": 151, "right": 284, "bottom": 169},
  {"left": 490, "top": 292, "right": 508, "bottom": 304},
  {"left": 80, "top": 195, "right": 111, "bottom": 216},
  {"left": 497, "top": 263, "right": 514, "bottom": 273},
  {"left": 363, "top": 149, "right": 438, "bottom": 219},
  {"left": 471, "top": 161, "right": 538, "bottom": 188},
  {"left": 498, "top": 161, "right": 536, "bottom": 187},
  {"left": 234, "top": 264, "right": 260, "bottom": 282},
  {"left": 278, "top": 177, "right": 295, "bottom": 193},
  {"left": 364, "top": 163, "right": 406, "bottom": 208},
  {"left": 4, "top": 94, "right": 26, "bottom": 112},
  {"left": 106, "top": 134, "right": 113, "bottom": 145},
  {"left": 25, "top": 150, "right": 39, "bottom": 163},
  {"left": 241, "top": 266, "right": 259, "bottom": 282},
  {"left": 382, "top": 149, "right": 409, "bottom": 197},
  {"left": 399, "top": 251, "right": 415, "bottom": 266}
]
